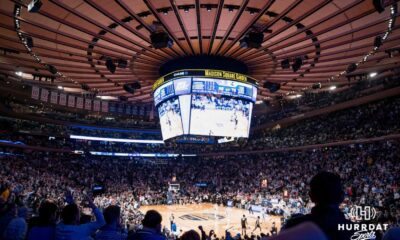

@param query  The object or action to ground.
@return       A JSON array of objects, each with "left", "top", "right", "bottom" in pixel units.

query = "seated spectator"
[
  {"left": 180, "top": 230, "right": 200, "bottom": 240},
  {"left": 55, "top": 196, "right": 105, "bottom": 240},
  {"left": 27, "top": 201, "right": 58, "bottom": 240},
  {"left": 128, "top": 210, "right": 165, "bottom": 240},
  {"left": 2, "top": 206, "right": 28, "bottom": 240},
  {"left": 283, "top": 171, "right": 352, "bottom": 240},
  {"left": 95, "top": 205, "right": 127, "bottom": 240}
]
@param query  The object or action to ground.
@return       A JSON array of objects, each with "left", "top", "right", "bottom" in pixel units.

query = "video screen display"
[
  {"left": 158, "top": 97, "right": 183, "bottom": 140},
  {"left": 190, "top": 95, "right": 252, "bottom": 138},
  {"left": 154, "top": 72, "right": 257, "bottom": 141},
  {"left": 192, "top": 78, "right": 257, "bottom": 102}
]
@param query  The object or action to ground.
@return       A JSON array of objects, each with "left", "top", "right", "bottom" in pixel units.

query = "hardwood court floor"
[{"left": 139, "top": 203, "right": 281, "bottom": 237}]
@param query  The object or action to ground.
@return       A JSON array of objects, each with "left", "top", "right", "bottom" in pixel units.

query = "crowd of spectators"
[
  {"left": 1, "top": 96, "right": 400, "bottom": 155},
  {"left": 0, "top": 140, "right": 399, "bottom": 239}
]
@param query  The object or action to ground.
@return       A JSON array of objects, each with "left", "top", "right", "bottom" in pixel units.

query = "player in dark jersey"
[
  {"left": 252, "top": 216, "right": 262, "bottom": 234},
  {"left": 241, "top": 214, "right": 248, "bottom": 236}
]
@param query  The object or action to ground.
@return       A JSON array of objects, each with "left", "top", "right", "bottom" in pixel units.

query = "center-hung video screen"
[
  {"left": 189, "top": 95, "right": 252, "bottom": 138},
  {"left": 153, "top": 70, "right": 258, "bottom": 141},
  {"left": 158, "top": 97, "right": 184, "bottom": 140}
]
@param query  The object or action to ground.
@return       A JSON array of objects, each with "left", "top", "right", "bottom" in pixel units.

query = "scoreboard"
[{"left": 153, "top": 69, "right": 258, "bottom": 141}]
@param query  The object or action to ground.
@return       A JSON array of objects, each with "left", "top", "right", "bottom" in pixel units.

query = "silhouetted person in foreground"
[
  {"left": 27, "top": 201, "right": 58, "bottom": 240},
  {"left": 129, "top": 210, "right": 165, "bottom": 240},
  {"left": 283, "top": 171, "right": 352, "bottom": 240},
  {"left": 180, "top": 230, "right": 200, "bottom": 240},
  {"left": 95, "top": 205, "right": 127, "bottom": 240}
]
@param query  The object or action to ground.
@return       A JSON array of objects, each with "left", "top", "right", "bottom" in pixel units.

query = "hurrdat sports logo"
[{"left": 338, "top": 206, "right": 389, "bottom": 240}]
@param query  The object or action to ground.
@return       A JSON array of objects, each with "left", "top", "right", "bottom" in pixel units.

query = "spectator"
[
  {"left": 2, "top": 206, "right": 28, "bottom": 240},
  {"left": 55, "top": 196, "right": 105, "bottom": 240},
  {"left": 128, "top": 210, "right": 165, "bottom": 240},
  {"left": 283, "top": 172, "right": 352, "bottom": 240},
  {"left": 180, "top": 230, "right": 200, "bottom": 240},
  {"left": 27, "top": 201, "right": 58, "bottom": 240},
  {"left": 95, "top": 205, "right": 127, "bottom": 240}
]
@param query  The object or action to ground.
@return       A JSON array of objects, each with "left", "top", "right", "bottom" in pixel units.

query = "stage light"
[
  {"left": 15, "top": 71, "right": 23, "bottom": 77},
  {"left": 106, "top": 58, "right": 116, "bottom": 73},
  {"left": 263, "top": 81, "right": 280, "bottom": 93},
  {"left": 281, "top": 59, "right": 290, "bottom": 69},
  {"left": 369, "top": 72, "right": 377, "bottom": 78},
  {"left": 292, "top": 57, "right": 303, "bottom": 72},
  {"left": 81, "top": 83, "right": 90, "bottom": 91},
  {"left": 117, "top": 59, "right": 128, "bottom": 69},
  {"left": 373, "top": 0, "right": 385, "bottom": 13},
  {"left": 28, "top": 0, "right": 42, "bottom": 13},
  {"left": 150, "top": 31, "right": 173, "bottom": 49},
  {"left": 47, "top": 65, "right": 58, "bottom": 75},
  {"left": 312, "top": 83, "right": 322, "bottom": 89},
  {"left": 206, "top": 5, "right": 212, "bottom": 12},
  {"left": 57, "top": 85, "right": 63, "bottom": 89},
  {"left": 25, "top": 36, "right": 34, "bottom": 48},
  {"left": 374, "top": 36, "right": 382, "bottom": 48},
  {"left": 329, "top": 85, "right": 337, "bottom": 91},
  {"left": 239, "top": 32, "right": 263, "bottom": 49},
  {"left": 346, "top": 63, "right": 357, "bottom": 73},
  {"left": 183, "top": 7, "right": 189, "bottom": 13}
]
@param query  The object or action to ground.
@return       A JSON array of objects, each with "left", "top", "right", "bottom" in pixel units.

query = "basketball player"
[
  {"left": 170, "top": 213, "right": 175, "bottom": 231},
  {"left": 241, "top": 214, "right": 248, "bottom": 236},
  {"left": 252, "top": 216, "right": 262, "bottom": 234}
]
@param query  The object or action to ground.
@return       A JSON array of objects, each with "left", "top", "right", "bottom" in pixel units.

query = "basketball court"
[{"left": 139, "top": 203, "right": 281, "bottom": 237}]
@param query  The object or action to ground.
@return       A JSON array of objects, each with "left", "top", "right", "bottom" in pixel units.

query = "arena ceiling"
[{"left": 0, "top": 0, "right": 399, "bottom": 103}]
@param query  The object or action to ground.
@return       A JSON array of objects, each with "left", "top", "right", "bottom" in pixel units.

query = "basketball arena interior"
[{"left": 0, "top": 0, "right": 399, "bottom": 240}]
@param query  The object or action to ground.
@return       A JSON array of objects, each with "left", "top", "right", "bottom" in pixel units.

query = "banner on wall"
[
  {"left": 68, "top": 95, "right": 75, "bottom": 107},
  {"left": 76, "top": 97, "right": 83, "bottom": 109},
  {"left": 101, "top": 101, "right": 108, "bottom": 112},
  {"left": 85, "top": 99, "right": 92, "bottom": 111},
  {"left": 31, "top": 86, "right": 40, "bottom": 100},
  {"left": 59, "top": 93, "right": 67, "bottom": 106},
  {"left": 40, "top": 89, "right": 49, "bottom": 102},
  {"left": 93, "top": 100, "right": 100, "bottom": 111},
  {"left": 50, "top": 91, "right": 58, "bottom": 104}
]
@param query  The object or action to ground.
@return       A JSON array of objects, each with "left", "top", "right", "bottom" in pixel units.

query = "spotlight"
[
  {"left": 346, "top": 63, "right": 357, "bottom": 73},
  {"left": 206, "top": 5, "right": 212, "bottom": 12},
  {"left": 312, "top": 83, "right": 321, "bottom": 89},
  {"left": 47, "top": 65, "right": 57, "bottom": 75},
  {"left": 28, "top": 0, "right": 42, "bottom": 13},
  {"left": 281, "top": 59, "right": 290, "bottom": 69},
  {"left": 25, "top": 36, "right": 34, "bottom": 48},
  {"left": 329, "top": 85, "right": 337, "bottom": 91},
  {"left": 106, "top": 58, "right": 116, "bottom": 73},
  {"left": 117, "top": 59, "right": 128, "bottom": 69},
  {"left": 239, "top": 32, "right": 263, "bottom": 49},
  {"left": 183, "top": 7, "right": 189, "bottom": 13},
  {"left": 123, "top": 82, "right": 141, "bottom": 94},
  {"left": 369, "top": 72, "right": 377, "bottom": 78},
  {"left": 372, "top": 0, "right": 385, "bottom": 13},
  {"left": 291, "top": 57, "right": 302, "bottom": 72},
  {"left": 15, "top": 71, "right": 23, "bottom": 77},
  {"left": 263, "top": 81, "right": 280, "bottom": 93},
  {"left": 81, "top": 83, "right": 90, "bottom": 91},
  {"left": 374, "top": 36, "right": 382, "bottom": 48},
  {"left": 57, "top": 85, "right": 63, "bottom": 90},
  {"left": 150, "top": 31, "right": 173, "bottom": 49}
]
